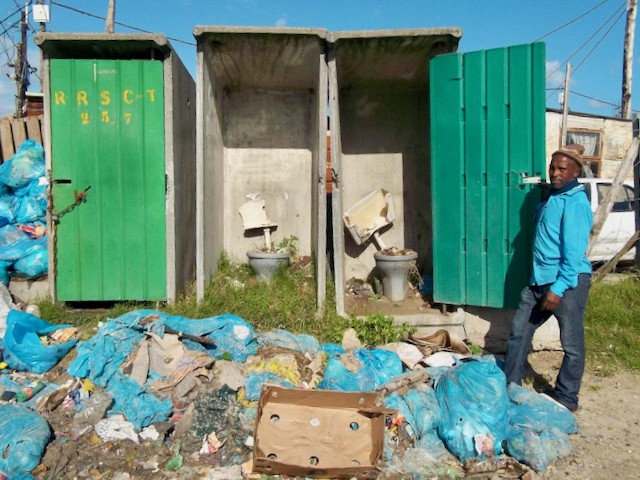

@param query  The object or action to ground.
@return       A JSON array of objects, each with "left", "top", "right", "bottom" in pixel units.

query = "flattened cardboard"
[{"left": 253, "top": 385, "right": 394, "bottom": 479}]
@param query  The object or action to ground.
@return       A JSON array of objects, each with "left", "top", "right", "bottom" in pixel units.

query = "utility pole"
[
  {"left": 37, "top": 0, "right": 46, "bottom": 93},
  {"left": 38, "top": 0, "right": 47, "bottom": 92},
  {"left": 14, "top": 4, "right": 28, "bottom": 118},
  {"left": 560, "top": 63, "right": 571, "bottom": 147},
  {"left": 622, "top": 0, "right": 637, "bottom": 119},
  {"left": 105, "top": 0, "right": 116, "bottom": 33}
]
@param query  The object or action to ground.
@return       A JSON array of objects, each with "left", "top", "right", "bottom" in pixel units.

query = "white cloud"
[
  {"left": 546, "top": 59, "right": 566, "bottom": 88},
  {"left": 588, "top": 98, "right": 609, "bottom": 110},
  {"left": 275, "top": 17, "right": 287, "bottom": 27}
]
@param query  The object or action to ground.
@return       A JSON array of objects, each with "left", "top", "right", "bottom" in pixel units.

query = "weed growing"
[{"left": 36, "top": 254, "right": 414, "bottom": 347}]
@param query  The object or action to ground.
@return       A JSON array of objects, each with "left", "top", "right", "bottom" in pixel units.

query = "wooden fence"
[{"left": 0, "top": 115, "right": 44, "bottom": 163}]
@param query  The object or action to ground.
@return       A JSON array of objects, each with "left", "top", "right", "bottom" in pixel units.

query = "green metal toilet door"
[
  {"left": 50, "top": 59, "right": 166, "bottom": 301},
  {"left": 430, "top": 43, "right": 546, "bottom": 309}
]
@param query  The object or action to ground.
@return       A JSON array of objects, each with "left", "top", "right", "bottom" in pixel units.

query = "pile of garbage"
[
  {"left": 0, "top": 303, "right": 579, "bottom": 479},
  {"left": 0, "top": 140, "right": 48, "bottom": 285}
]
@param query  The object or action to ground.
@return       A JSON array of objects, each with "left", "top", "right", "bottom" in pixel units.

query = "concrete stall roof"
[
  {"left": 193, "top": 26, "right": 328, "bottom": 90},
  {"left": 35, "top": 32, "right": 173, "bottom": 60},
  {"left": 328, "top": 28, "right": 463, "bottom": 88}
]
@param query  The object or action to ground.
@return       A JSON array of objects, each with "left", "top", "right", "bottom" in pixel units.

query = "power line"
[
  {"left": 0, "top": 5, "right": 22, "bottom": 27},
  {"left": 545, "top": 2, "right": 627, "bottom": 102},
  {"left": 572, "top": 8, "right": 626, "bottom": 75},
  {"left": 546, "top": 1, "right": 626, "bottom": 80},
  {"left": 534, "top": 0, "right": 613, "bottom": 41},
  {"left": 50, "top": 1, "right": 196, "bottom": 46},
  {"left": 545, "top": 88, "right": 640, "bottom": 114}
]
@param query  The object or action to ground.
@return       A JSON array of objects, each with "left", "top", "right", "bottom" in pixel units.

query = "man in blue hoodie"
[{"left": 504, "top": 144, "right": 592, "bottom": 412}]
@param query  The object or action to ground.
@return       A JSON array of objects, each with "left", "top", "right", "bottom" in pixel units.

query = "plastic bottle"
[{"left": 15, "top": 380, "right": 45, "bottom": 402}]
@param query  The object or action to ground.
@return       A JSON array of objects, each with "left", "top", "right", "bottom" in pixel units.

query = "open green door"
[
  {"left": 50, "top": 59, "right": 166, "bottom": 301},
  {"left": 430, "top": 43, "right": 546, "bottom": 309}
]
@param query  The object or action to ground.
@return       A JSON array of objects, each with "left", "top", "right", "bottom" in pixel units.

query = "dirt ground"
[
  {"left": 25, "top": 350, "right": 640, "bottom": 479},
  {"left": 525, "top": 351, "right": 640, "bottom": 480}
]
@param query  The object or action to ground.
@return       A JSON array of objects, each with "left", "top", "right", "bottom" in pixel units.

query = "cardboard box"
[{"left": 253, "top": 385, "right": 394, "bottom": 479}]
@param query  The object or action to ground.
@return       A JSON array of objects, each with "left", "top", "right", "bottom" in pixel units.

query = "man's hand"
[{"left": 541, "top": 290, "right": 561, "bottom": 311}]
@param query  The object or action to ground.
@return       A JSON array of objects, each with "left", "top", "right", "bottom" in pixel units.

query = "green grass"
[
  {"left": 584, "top": 275, "right": 640, "bottom": 375},
  {"left": 36, "top": 257, "right": 640, "bottom": 375},
  {"left": 37, "top": 254, "right": 411, "bottom": 345}
]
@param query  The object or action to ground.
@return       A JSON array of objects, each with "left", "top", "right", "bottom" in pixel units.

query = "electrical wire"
[
  {"left": 545, "top": 2, "right": 627, "bottom": 102},
  {"left": 50, "top": 1, "right": 196, "bottom": 46},
  {"left": 0, "top": 5, "right": 22, "bottom": 27},
  {"left": 572, "top": 8, "right": 626, "bottom": 75},
  {"left": 546, "top": 1, "right": 626, "bottom": 80},
  {"left": 534, "top": 0, "right": 613, "bottom": 41}
]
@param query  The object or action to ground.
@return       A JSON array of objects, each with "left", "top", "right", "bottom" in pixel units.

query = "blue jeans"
[{"left": 504, "top": 274, "right": 591, "bottom": 410}]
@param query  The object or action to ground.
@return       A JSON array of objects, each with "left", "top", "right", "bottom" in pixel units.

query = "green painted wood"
[
  {"left": 430, "top": 43, "right": 546, "bottom": 308},
  {"left": 50, "top": 59, "right": 166, "bottom": 301},
  {"left": 429, "top": 53, "right": 465, "bottom": 304}
]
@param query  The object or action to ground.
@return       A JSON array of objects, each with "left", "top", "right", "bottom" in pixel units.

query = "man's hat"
[{"left": 552, "top": 144, "right": 585, "bottom": 167}]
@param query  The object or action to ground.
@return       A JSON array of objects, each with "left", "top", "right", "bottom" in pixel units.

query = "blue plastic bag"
[
  {"left": 0, "top": 405, "right": 51, "bottom": 478},
  {"left": 0, "top": 196, "right": 17, "bottom": 226},
  {"left": 436, "top": 360, "right": 510, "bottom": 461},
  {"left": 2, "top": 310, "right": 77, "bottom": 373},
  {"left": 257, "top": 328, "right": 319, "bottom": 356},
  {"left": 505, "top": 383, "right": 577, "bottom": 471},
  {"left": 0, "top": 225, "right": 31, "bottom": 261},
  {"left": 506, "top": 426, "right": 572, "bottom": 472},
  {"left": 68, "top": 310, "right": 258, "bottom": 430},
  {"left": 0, "top": 140, "right": 45, "bottom": 189},
  {"left": 13, "top": 245, "right": 47, "bottom": 278},
  {"left": 14, "top": 196, "right": 46, "bottom": 224},
  {"left": 107, "top": 372, "right": 173, "bottom": 431},
  {"left": 318, "top": 348, "right": 403, "bottom": 392},
  {"left": 244, "top": 372, "right": 295, "bottom": 401},
  {"left": 507, "top": 383, "right": 578, "bottom": 434},
  {"left": 0, "top": 259, "right": 12, "bottom": 285}
]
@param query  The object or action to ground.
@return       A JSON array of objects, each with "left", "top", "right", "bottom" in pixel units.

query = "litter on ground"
[{"left": 0, "top": 306, "right": 579, "bottom": 479}]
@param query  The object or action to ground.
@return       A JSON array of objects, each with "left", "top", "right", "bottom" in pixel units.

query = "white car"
[{"left": 578, "top": 178, "right": 637, "bottom": 263}]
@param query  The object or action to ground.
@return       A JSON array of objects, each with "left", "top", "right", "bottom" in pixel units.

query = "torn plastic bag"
[
  {"left": 0, "top": 140, "right": 45, "bottom": 190},
  {"left": 108, "top": 372, "right": 173, "bottom": 431},
  {"left": 68, "top": 310, "right": 256, "bottom": 429},
  {"left": 163, "top": 312, "right": 257, "bottom": 362},
  {"left": 3, "top": 310, "right": 77, "bottom": 373},
  {"left": 504, "top": 383, "right": 577, "bottom": 471},
  {"left": 256, "top": 328, "right": 319, "bottom": 356},
  {"left": 13, "top": 244, "right": 47, "bottom": 278},
  {"left": 317, "top": 347, "right": 403, "bottom": 392},
  {"left": 506, "top": 425, "right": 572, "bottom": 472},
  {"left": 436, "top": 360, "right": 509, "bottom": 462},
  {"left": 243, "top": 372, "right": 295, "bottom": 402},
  {"left": 0, "top": 259, "right": 11, "bottom": 285},
  {"left": 0, "top": 404, "right": 51, "bottom": 478},
  {"left": 507, "top": 383, "right": 578, "bottom": 434}
]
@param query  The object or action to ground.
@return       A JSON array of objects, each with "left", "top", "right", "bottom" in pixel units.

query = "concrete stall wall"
[
  {"left": 195, "top": 27, "right": 327, "bottom": 302},
  {"left": 328, "top": 30, "right": 462, "bottom": 315},
  {"left": 166, "top": 50, "right": 197, "bottom": 300},
  {"left": 546, "top": 110, "right": 634, "bottom": 179}
]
